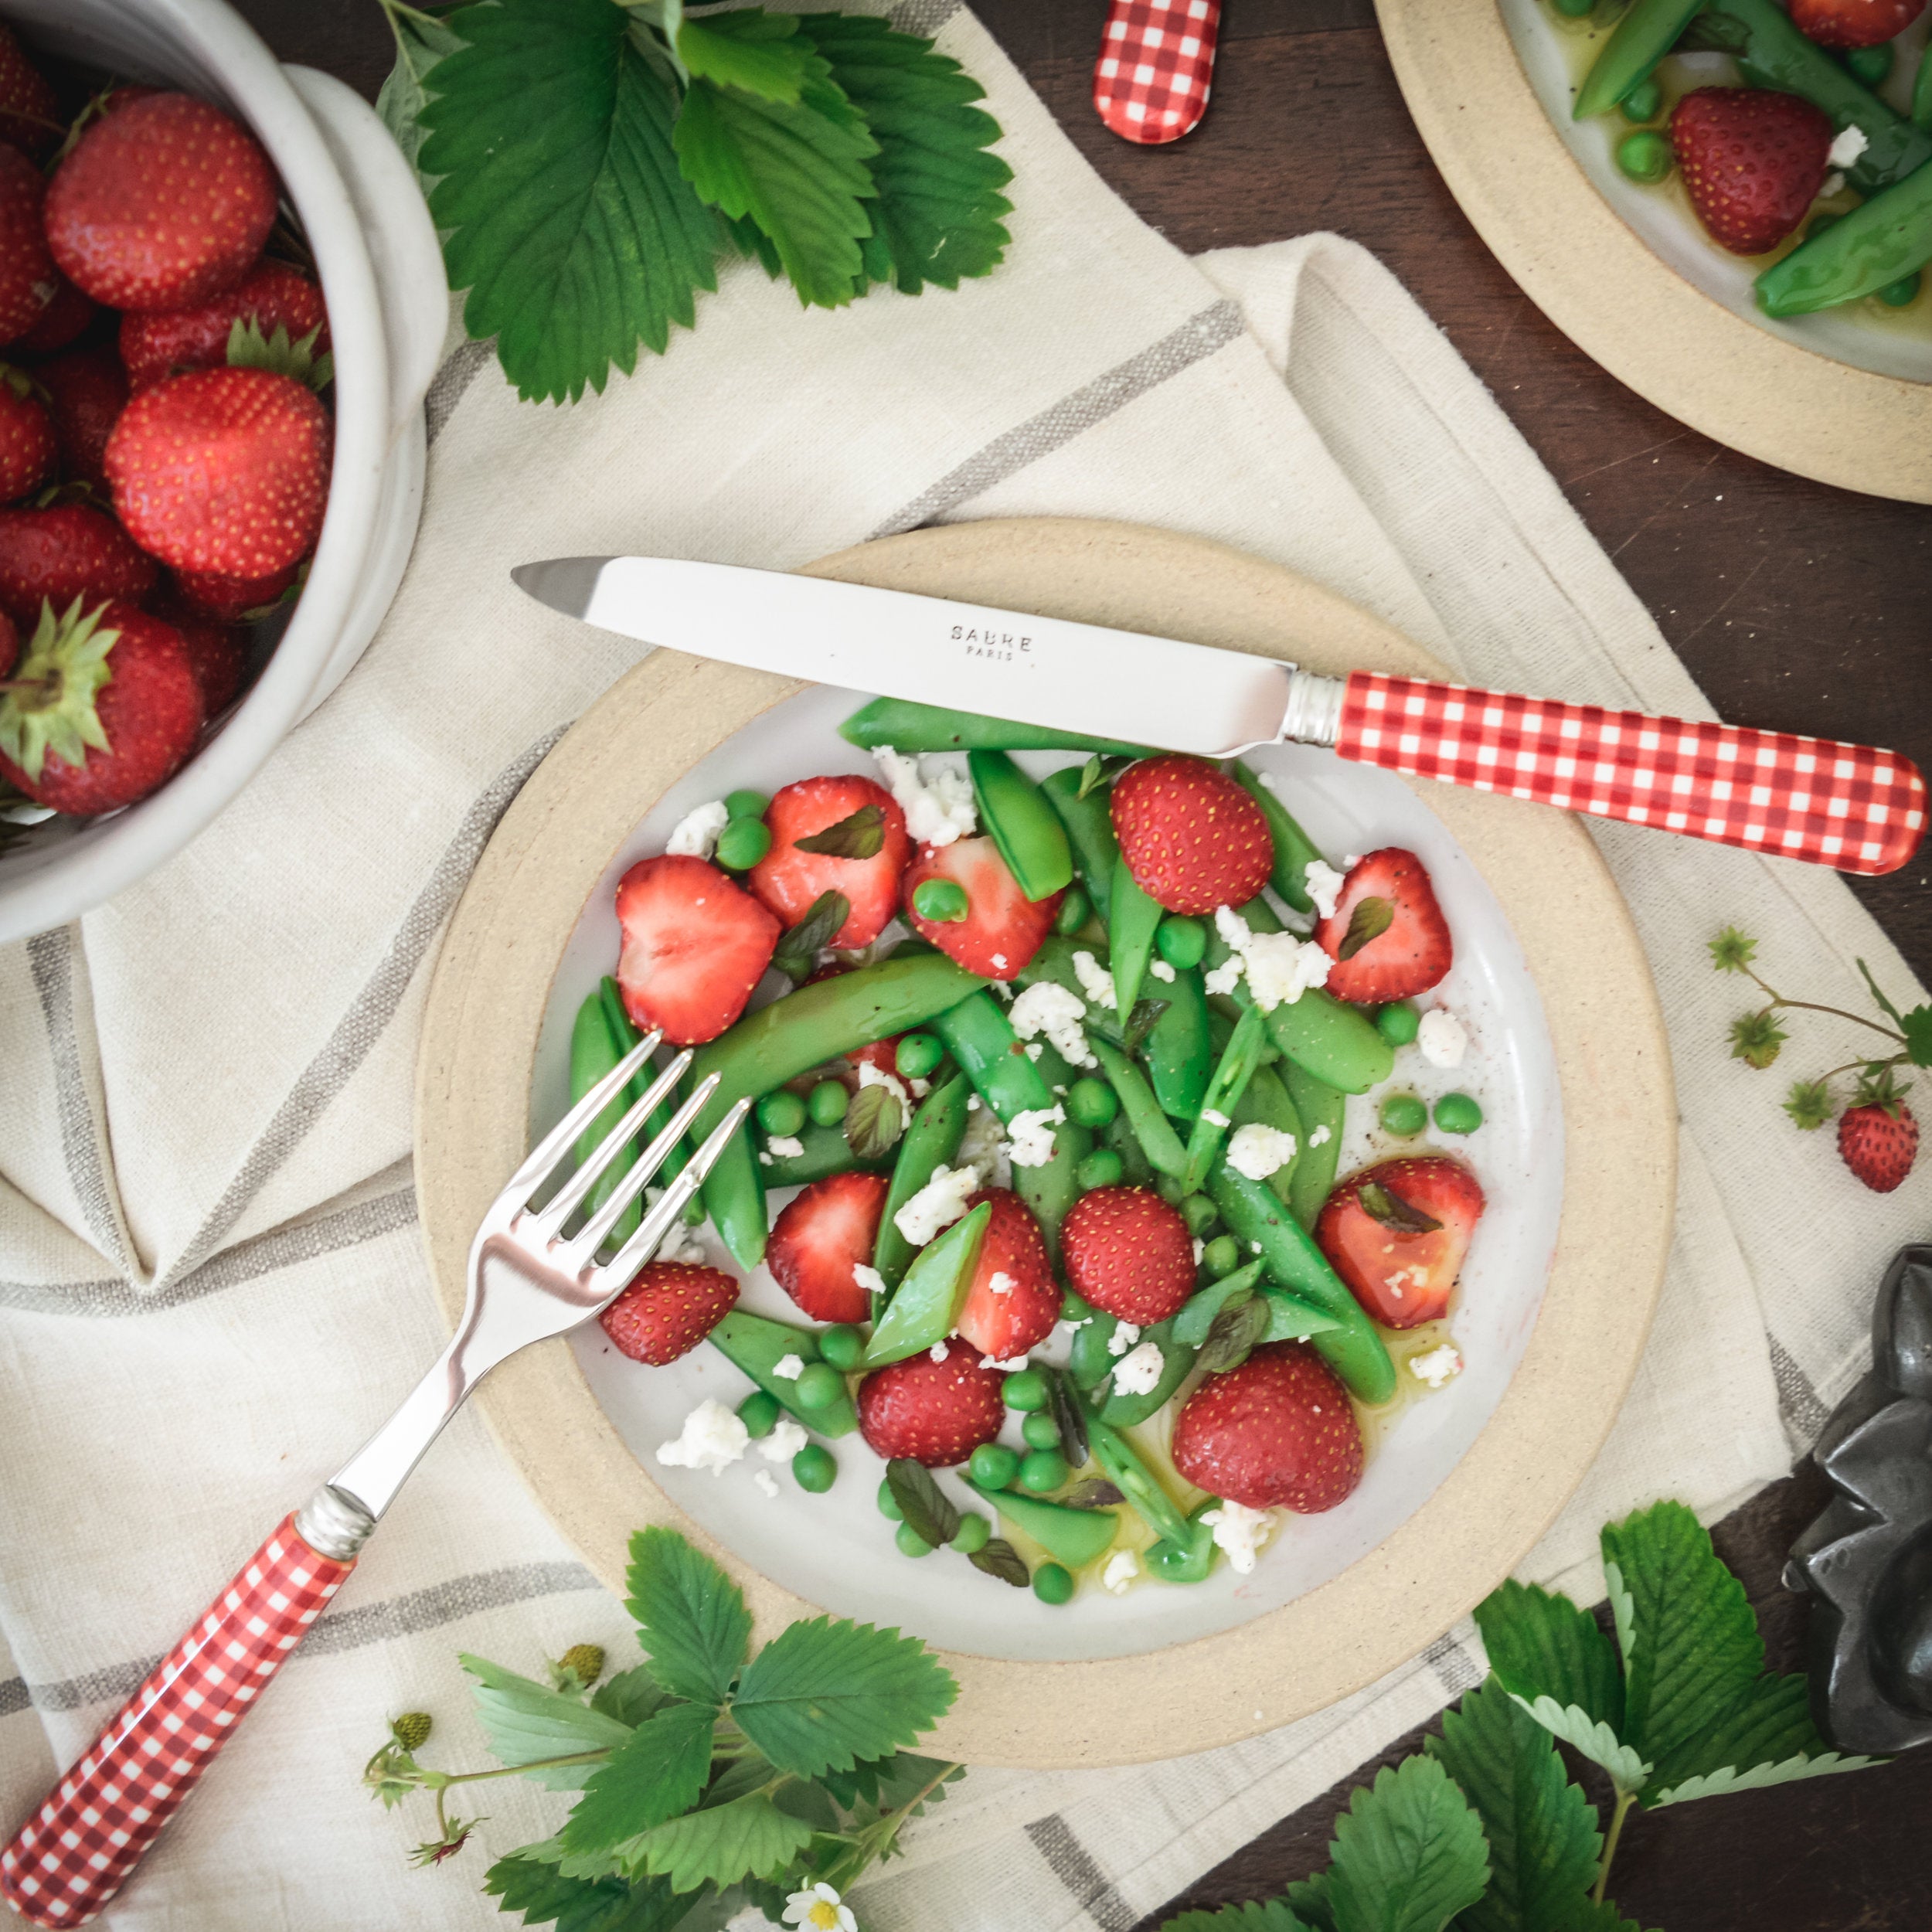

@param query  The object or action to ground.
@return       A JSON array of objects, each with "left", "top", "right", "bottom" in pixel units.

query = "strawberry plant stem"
[{"left": 1594, "top": 1789, "right": 1635, "bottom": 1904}]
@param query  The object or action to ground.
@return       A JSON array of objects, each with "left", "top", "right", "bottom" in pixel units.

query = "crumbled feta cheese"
[
  {"left": 1070, "top": 949, "right": 1117, "bottom": 1009},
  {"left": 992, "top": 953, "right": 1009, "bottom": 971},
  {"left": 1148, "top": 958, "right": 1177, "bottom": 982},
  {"left": 752, "top": 1468, "right": 780, "bottom": 1498},
  {"left": 1112, "top": 1339, "right": 1165, "bottom": 1395},
  {"left": 1192, "top": 1237, "right": 1205, "bottom": 1264},
  {"left": 982, "top": 1353, "right": 1030, "bottom": 1372},
  {"left": 1828, "top": 124, "right": 1869, "bottom": 171},
  {"left": 655, "top": 1223, "right": 707, "bottom": 1265},
  {"left": 929, "top": 1340, "right": 950, "bottom": 1362},
  {"left": 1202, "top": 1498, "right": 1274, "bottom": 1574},
  {"left": 772, "top": 1353, "right": 804, "bottom": 1381},
  {"left": 1417, "top": 1007, "right": 1468, "bottom": 1069},
  {"left": 1107, "top": 1319, "right": 1142, "bottom": 1357},
  {"left": 765, "top": 1134, "right": 804, "bottom": 1158},
  {"left": 1308, "top": 1124, "right": 1332, "bottom": 1148},
  {"left": 893, "top": 1163, "right": 980, "bottom": 1245},
  {"left": 760, "top": 1416, "right": 808, "bottom": 1461},
  {"left": 1201, "top": 1107, "right": 1230, "bottom": 1129},
  {"left": 665, "top": 798, "right": 730, "bottom": 859},
  {"left": 1304, "top": 859, "right": 1345, "bottom": 920},
  {"left": 858, "top": 1061, "right": 910, "bottom": 1107},
  {"left": 1024, "top": 1041, "right": 1043, "bottom": 1060},
  {"left": 910, "top": 1076, "right": 930, "bottom": 1098},
  {"left": 656, "top": 1400, "right": 749, "bottom": 1475},
  {"left": 1228, "top": 1123, "right": 1298, "bottom": 1180},
  {"left": 989, "top": 1270, "right": 1015, "bottom": 1298},
  {"left": 1820, "top": 171, "right": 1845, "bottom": 198},
  {"left": 1410, "top": 1344, "right": 1464, "bottom": 1390},
  {"left": 852, "top": 1263, "right": 886, "bottom": 1297},
  {"left": 872, "top": 747, "right": 976, "bottom": 846},
  {"left": 1203, "top": 956, "right": 1245, "bottom": 997},
  {"left": 1006, "top": 1104, "right": 1065, "bottom": 1168},
  {"left": 757, "top": 1151, "right": 774, "bottom": 1166},
  {"left": 1344, "top": 853, "right": 1362, "bottom": 869},
  {"left": 1214, "top": 904, "right": 1331, "bottom": 1010},
  {"left": 1101, "top": 1549, "right": 1141, "bottom": 1596},
  {"left": 1009, "top": 980, "right": 1096, "bottom": 1069}
]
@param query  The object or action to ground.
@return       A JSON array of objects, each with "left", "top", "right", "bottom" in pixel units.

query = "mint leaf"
[
  {"left": 885, "top": 1457, "right": 961, "bottom": 1549},
  {"left": 1338, "top": 896, "right": 1394, "bottom": 961},
  {"left": 677, "top": 7, "right": 812, "bottom": 101},
  {"left": 460, "top": 1655, "right": 635, "bottom": 1791},
  {"left": 376, "top": 6, "right": 464, "bottom": 176},
  {"left": 1644, "top": 1672, "right": 1874, "bottom": 1807},
  {"left": 843, "top": 1080, "right": 904, "bottom": 1158},
  {"left": 481, "top": 1852, "right": 688, "bottom": 1932},
  {"left": 772, "top": 889, "right": 849, "bottom": 982},
  {"left": 1324, "top": 1755, "right": 1488, "bottom": 1932},
  {"left": 1425, "top": 1678, "right": 1600, "bottom": 1932},
  {"left": 1161, "top": 1905, "right": 1312, "bottom": 1932},
  {"left": 420, "top": 0, "right": 720, "bottom": 402},
  {"left": 730, "top": 1614, "right": 957, "bottom": 1775},
  {"left": 623, "top": 1791, "right": 814, "bottom": 1893},
  {"left": 559, "top": 1702, "right": 717, "bottom": 1858},
  {"left": 969, "top": 1537, "right": 1029, "bottom": 1587},
  {"left": 594, "top": 1665, "right": 671, "bottom": 1729},
  {"left": 627, "top": 1526, "right": 752, "bottom": 1705},
  {"left": 794, "top": 801, "right": 886, "bottom": 857}
]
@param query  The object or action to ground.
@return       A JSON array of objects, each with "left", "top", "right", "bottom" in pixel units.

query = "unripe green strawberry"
[
  {"left": 549, "top": 1644, "right": 605, "bottom": 1692},
  {"left": 389, "top": 1711, "right": 432, "bottom": 1753}
]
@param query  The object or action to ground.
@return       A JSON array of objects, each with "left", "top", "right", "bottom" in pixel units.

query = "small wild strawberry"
[
  {"left": 389, "top": 1711, "right": 433, "bottom": 1753},
  {"left": 1838, "top": 1069, "right": 1918, "bottom": 1194},
  {"left": 1728, "top": 1009, "right": 1787, "bottom": 1070},
  {"left": 549, "top": 1645, "right": 605, "bottom": 1693}
]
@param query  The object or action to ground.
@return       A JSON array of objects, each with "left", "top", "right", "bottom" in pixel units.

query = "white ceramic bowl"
[{"left": 0, "top": 0, "right": 448, "bottom": 944}]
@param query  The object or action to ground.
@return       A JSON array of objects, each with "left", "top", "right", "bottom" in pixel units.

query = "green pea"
[
  {"left": 1066, "top": 1077, "right": 1119, "bottom": 1128},
  {"left": 1155, "top": 916, "right": 1206, "bottom": 970},
  {"left": 794, "top": 1362, "right": 846, "bottom": 1410},
  {"left": 738, "top": 1389, "right": 781, "bottom": 1439},
  {"left": 1380, "top": 1093, "right": 1428, "bottom": 1138},
  {"left": 1155, "top": 1173, "right": 1187, "bottom": 1206},
  {"left": 756, "top": 1089, "right": 808, "bottom": 1138},
  {"left": 714, "top": 818, "right": 771, "bottom": 872},
  {"left": 896, "top": 1522, "right": 934, "bottom": 1557},
  {"left": 1022, "top": 1410, "right": 1063, "bottom": 1451},
  {"left": 1434, "top": 1092, "right": 1485, "bottom": 1135},
  {"left": 1553, "top": 0, "right": 1594, "bottom": 15},
  {"left": 1845, "top": 43, "right": 1893, "bottom": 86},
  {"left": 1878, "top": 271, "right": 1922, "bottom": 308},
  {"left": 792, "top": 1444, "right": 837, "bottom": 1492},
  {"left": 1076, "top": 1148, "right": 1124, "bottom": 1191},
  {"left": 912, "top": 877, "right": 969, "bottom": 923},
  {"left": 970, "top": 1441, "right": 1019, "bottom": 1488},
  {"left": 951, "top": 1510, "right": 992, "bottom": 1554},
  {"left": 1808, "top": 211, "right": 1842, "bottom": 242},
  {"left": 1054, "top": 886, "right": 1090, "bottom": 936},
  {"left": 1032, "top": 1561, "right": 1074, "bottom": 1604},
  {"left": 1180, "top": 1192, "right": 1219, "bottom": 1237},
  {"left": 1018, "top": 1447, "right": 1068, "bottom": 1493},
  {"left": 1616, "top": 130, "right": 1672, "bottom": 184},
  {"left": 1618, "top": 77, "right": 1662, "bottom": 123},
  {"left": 1002, "top": 1368, "right": 1049, "bottom": 1411},
  {"left": 896, "top": 1032, "right": 944, "bottom": 1080},
  {"left": 876, "top": 1476, "right": 904, "bottom": 1520},
  {"left": 819, "top": 1324, "right": 864, "bottom": 1372},
  {"left": 808, "top": 1080, "right": 849, "bottom": 1127},
  {"left": 1202, "top": 1233, "right": 1241, "bottom": 1277},
  {"left": 1375, "top": 1001, "right": 1420, "bottom": 1047},
  {"left": 724, "top": 788, "right": 769, "bottom": 821}
]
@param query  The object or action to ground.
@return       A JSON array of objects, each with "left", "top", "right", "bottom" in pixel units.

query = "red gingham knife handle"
[
  {"left": 1336, "top": 671, "right": 1927, "bottom": 874},
  {"left": 0, "top": 1514, "right": 354, "bottom": 1928},
  {"left": 1094, "top": 0, "right": 1222, "bottom": 144}
]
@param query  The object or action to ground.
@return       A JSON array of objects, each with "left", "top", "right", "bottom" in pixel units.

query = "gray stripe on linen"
[
  {"left": 4, "top": 1560, "right": 601, "bottom": 1715},
  {"left": 889, "top": 0, "right": 966, "bottom": 32},
  {"left": 1423, "top": 1632, "right": 1482, "bottom": 1694},
  {"left": 1767, "top": 1334, "right": 1830, "bottom": 1444},
  {"left": 165, "top": 728, "right": 566, "bottom": 1287},
  {"left": 425, "top": 337, "right": 497, "bottom": 445},
  {"left": 1025, "top": 1814, "right": 1137, "bottom": 1931},
  {"left": 869, "top": 301, "right": 1244, "bottom": 539}
]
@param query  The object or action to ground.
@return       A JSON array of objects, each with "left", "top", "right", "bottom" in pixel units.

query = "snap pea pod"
[
  {"left": 1067, "top": 1305, "right": 1123, "bottom": 1389},
  {"left": 1173, "top": 1259, "right": 1266, "bottom": 1346},
  {"left": 1098, "top": 1319, "right": 1195, "bottom": 1426},
  {"left": 969, "top": 750, "right": 1073, "bottom": 902},
  {"left": 1230, "top": 1063, "right": 1302, "bottom": 1207},
  {"left": 967, "top": 1480, "right": 1118, "bottom": 1566},
  {"left": 839, "top": 696, "right": 1149, "bottom": 757},
  {"left": 1917, "top": 41, "right": 1932, "bottom": 134},
  {"left": 1182, "top": 1004, "right": 1268, "bottom": 1196},
  {"left": 1281, "top": 1060, "right": 1345, "bottom": 1229},
  {"left": 1257, "top": 1285, "right": 1345, "bottom": 1342},
  {"left": 1088, "top": 1037, "right": 1189, "bottom": 1178},
  {"left": 1573, "top": 0, "right": 1704, "bottom": 121},
  {"left": 760, "top": 1120, "right": 890, "bottom": 1189},
  {"left": 1085, "top": 1412, "right": 1192, "bottom": 1547},
  {"left": 872, "top": 1074, "right": 970, "bottom": 1291},
  {"left": 1108, "top": 852, "right": 1165, "bottom": 1020},
  {"left": 711, "top": 1309, "right": 858, "bottom": 1436},
  {"left": 1100, "top": 1110, "right": 1153, "bottom": 1186},
  {"left": 598, "top": 975, "right": 700, "bottom": 1229},
  {"left": 1143, "top": 965, "right": 1211, "bottom": 1121},
  {"left": 1039, "top": 766, "right": 1120, "bottom": 919},
  {"left": 1209, "top": 1162, "right": 1396, "bottom": 1404},
  {"left": 930, "top": 991, "right": 1057, "bottom": 1124},
  {"left": 1146, "top": 1499, "right": 1220, "bottom": 1583},
  {"left": 1015, "top": 1117, "right": 1093, "bottom": 1264},
  {"left": 1757, "top": 156, "right": 1932, "bottom": 316},
  {"left": 863, "top": 1202, "right": 992, "bottom": 1366},
  {"left": 1232, "top": 760, "right": 1325, "bottom": 914},
  {"left": 570, "top": 989, "right": 642, "bottom": 1249}
]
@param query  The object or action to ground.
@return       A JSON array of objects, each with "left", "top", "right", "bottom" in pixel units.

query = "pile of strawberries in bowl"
[{"left": 0, "top": 21, "right": 331, "bottom": 821}]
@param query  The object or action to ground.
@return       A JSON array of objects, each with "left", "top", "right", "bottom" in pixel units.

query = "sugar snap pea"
[
  {"left": 967, "top": 1480, "right": 1119, "bottom": 1566},
  {"left": 570, "top": 988, "right": 642, "bottom": 1250},
  {"left": 1088, "top": 1037, "right": 1189, "bottom": 1178},
  {"left": 872, "top": 1073, "right": 970, "bottom": 1292},
  {"left": 710, "top": 1310, "right": 858, "bottom": 1435},
  {"left": 1174, "top": 1260, "right": 1266, "bottom": 1346},
  {"left": 1573, "top": 0, "right": 1703, "bottom": 121},
  {"left": 760, "top": 1120, "right": 890, "bottom": 1189},
  {"left": 1232, "top": 760, "right": 1325, "bottom": 914},
  {"left": 1757, "top": 156, "right": 1932, "bottom": 316},
  {"left": 1146, "top": 1500, "right": 1220, "bottom": 1583},
  {"left": 1085, "top": 1412, "right": 1192, "bottom": 1547},
  {"left": 1098, "top": 1320, "right": 1196, "bottom": 1426},
  {"left": 1257, "top": 1285, "right": 1344, "bottom": 1342},
  {"left": 1281, "top": 1060, "right": 1343, "bottom": 1230},
  {"left": 839, "top": 697, "right": 1149, "bottom": 757},
  {"left": 1039, "top": 766, "right": 1120, "bottom": 920},
  {"left": 1231, "top": 1062, "right": 1302, "bottom": 1207},
  {"left": 1917, "top": 43, "right": 1932, "bottom": 134},
  {"left": 1015, "top": 1116, "right": 1093, "bottom": 1264},
  {"left": 969, "top": 750, "right": 1073, "bottom": 902},
  {"left": 1067, "top": 1304, "right": 1123, "bottom": 1389},
  {"left": 598, "top": 974, "right": 699, "bottom": 1230},
  {"left": 863, "top": 1202, "right": 992, "bottom": 1366},
  {"left": 1108, "top": 853, "right": 1165, "bottom": 1019},
  {"left": 1144, "top": 964, "right": 1211, "bottom": 1121},
  {"left": 930, "top": 991, "right": 1057, "bottom": 1124},
  {"left": 1182, "top": 1004, "right": 1268, "bottom": 1195},
  {"left": 1100, "top": 1111, "right": 1153, "bottom": 1188}
]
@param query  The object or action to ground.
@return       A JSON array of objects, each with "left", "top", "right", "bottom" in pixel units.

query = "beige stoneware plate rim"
[
  {"left": 413, "top": 517, "right": 1675, "bottom": 1768},
  {"left": 1374, "top": 0, "right": 1932, "bottom": 505}
]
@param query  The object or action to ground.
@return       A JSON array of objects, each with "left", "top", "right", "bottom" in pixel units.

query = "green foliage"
[
  {"left": 1324, "top": 1756, "right": 1488, "bottom": 1932},
  {"left": 1706, "top": 927, "right": 1757, "bottom": 973},
  {"left": 482, "top": 1855, "right": 687, "bottom": 1932},
  {"left": 1161, "top": 1903, "right": 1312, "bottom": 1932},
  {"left": 624, "top": 1526, "right": 752, "bottom": 1706},
  {"left": 618, "top": 1790, "right": 815, "bottom": 1893},
  {"left": 557, "top": 1703, "right": 717, "bottom": 1856},
  {"left": 1726, "top": 1011, "right": 1787, "bottom": 1070},
  {"left": 1782, "top": 1080, "right": 1834, "bottom": 1130},
  {"left": 461, "top": 1655, "right": 636, "bottom": 1791}
]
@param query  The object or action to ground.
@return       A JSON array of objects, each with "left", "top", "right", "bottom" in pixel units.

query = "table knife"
[{"left": 511, "top": 554, "right": 1926, "bottom": 876}]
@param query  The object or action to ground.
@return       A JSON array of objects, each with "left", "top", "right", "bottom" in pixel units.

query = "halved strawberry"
[
  {"left": 858, "top": 1338, "right": 1006, "bottom": 1467},
  {"left": 1670, "top": 88, "right": 1830, "bottom": 257},
  {"left": 902, "top": 834, "right": 1060, "bottom": 980},
  {"left": 1060, "top": 1185, "right": 1196, "bottom": 1325},
  {"left": 1315, "top": 1155, "right": 1485, "bottom": 1329},
  {"left": 1171, "top": 1342, "right": 1363, "bottom": 1512},
  {"left": 954, "top": 1188, "right": 1059, "bottom": 1360},
  {"left": 748, "top": 774, "right": 910, "bottom": 949},
  {"left": 614, "top": 853, "right": 780, "bottom": 1046},
  {"left": 1110, "top": 754, "right": 1273, "bottom": 916},
  {"left": 1313, "top": 847, "right": 1451, "bottom": 1003},
  {"left": 599, "top": 1260, "right": 738, "bottom": 1366},
  {"left": 767, "top": 1170, "right": 888, "bottom": 1325}
]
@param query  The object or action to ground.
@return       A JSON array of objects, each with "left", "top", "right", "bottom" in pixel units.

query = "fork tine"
[
  {"left": 503, "top": 1027, "right": 662, "bottom": 1206},
  {"left": 594, "top": 1098, "right": 749, "bottom": 1292},
  {"left": 536, "top": 1049, "right": 694, "bottom": 1237},
  {"left": 568, "top": 1070, "right": 719, "bottom": 1265}
]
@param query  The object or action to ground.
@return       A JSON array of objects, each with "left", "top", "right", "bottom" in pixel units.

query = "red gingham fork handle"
[
  {"left": 1338, "top": 671, "right": 1928, "bottom": 876},
  {"left": 0, "top": 1515, "right": 353, "bottom": 1929},
  {"left": 1094, "top": 0, "right": 1222, "bottom": 144}
]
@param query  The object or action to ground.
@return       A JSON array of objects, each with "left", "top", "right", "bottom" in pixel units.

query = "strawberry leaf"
[
  {"left": 969, "top": 1536, "right": 1029, "bottom": 1587},
  {"left": 624, "top": 1525, "right": 750, "bottom": 1706},
  {"left": 1900, "top": 1005, "right": 1932, "bottom": 1069},
  {"left": 557, "top": 1702, "right": 716, "bottom": 1858},
  {"left": 481, "top": 1855, "right": 685, "bottom": 1932},
  {"left": 794, "top": 801, "right": 886, "bottom": 858},
  {"left": 460, "top": 1654, "right": 636, "bottom": 1791},
  {"left": 1642, "top": 1670, "right": 1875, "bottom": 1806},
  {"left": 1160, "top": 1905, "right": 1312, "bottom": 1932},
  {"left": 676, "top": 6, "right": 812, "bottom": 102},
  {"left": 1472, "top": 1579, "right": 1625, "bottom": 1740},
  {"left": 1338, "top": 896, "right": 1393, "bottom": 961},
  {"left": 1322, "top": 1754, "right": 1488, "bottom": 1932},
  {"left": 376, "top": 5, "right": 464, "bottom": 178},
  {"left": 620, "top": 1790, "right": 813, "bottom": 1893}
]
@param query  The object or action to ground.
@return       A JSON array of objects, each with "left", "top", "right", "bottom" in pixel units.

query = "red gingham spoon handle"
[
  {"left": 1335, "top": 671, "right": 1927, "bottom": 874},
  {"left": 1094, "top": 0, "right": 1222, "bottom": 144},
  {"left": 0, "top": 1514, "right": 354, "bottom": 1929}
]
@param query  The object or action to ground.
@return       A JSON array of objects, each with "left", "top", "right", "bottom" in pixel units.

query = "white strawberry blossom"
[{"left": 784, "top": 1883, "right": 858, "bottom": 1932}]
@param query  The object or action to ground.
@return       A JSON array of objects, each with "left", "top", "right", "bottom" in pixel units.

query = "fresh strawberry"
[
  {"left": 104, "top": 367, "right": 332, "bottom": 577},
  {"left": 1171, "top": 1342, "right": 1364, "bottom": 1512},
  {"left": 1060, "top": 1185, "right": 1196, "bottom": 1325},
  {"left": 1315, "top": 1155, "right": 1485, "bottom": 1329},
  {"left": 121, "top": 260, "right": 328, "bottom": 392},
  {"left": 901, "top": 834, "right": 1060, "bottom": 979},
  {"left": 173, "top": 561, "right": 298, "bottom": 621},
  {"left": 9, "top": 277, "right": 96, "bottom": 359},
  {"left": 0, "top": 366, "right": 53, "bottom": 502},
  {"left": 1788, "top": 0, "right": 1924, "bottom": 46},
  {"left": 45, "top": 93, "right": 277, "bottom": 311},
  {"left": 748, "top": 774, "right": 910, "bottom": 949},
  {"left": 1110, "top": 754, "right": 1273, "bottom": 916},
  {"left": 36, "top": 346, "right": 125, "bottom": 489},
  {"left": 614, "top": 852, "right": 780, "bottom": 1046},
  {"left": 1838, "top": 1070, "right": 1919, "bottom": 1193},
  {"left": 0, "top": 502, "right": 158, "bottom": 628},
  {"left": 954, "top": 1188, "right": 1060, "bottom": 1360},
  {"left": 1313, "top": 847, "right": 1451, "bottom": 1003},
  {"left": 1670, "top": 88, "right": 1831, "bottom": 257},
  {"left": 767, "top": 1170, "right": 888, "bottom": 1325},
  {"left": 149, "top": 588, "right": 246, "bottom": 713},
  {"left": 0, "top": 605, "right": 16, "bottom": 678},
  {"left": 0, "top": 598, "right": 203, "bottom": 814},
  {"left": 0, "top": 26, "right": 57, "bottom": 161},
  {"left": 857, "top": 1338, "right": 1006, "bottom": 1467},
  {"left": 598, "top": 1260, "right": 738, "bottom": 1366},
  {"left": 0, "top": 145, "right": 56, "bottom": 347}
]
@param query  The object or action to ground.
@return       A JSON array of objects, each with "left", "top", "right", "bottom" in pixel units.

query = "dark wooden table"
[{"left": 233, "top": 5, "right": 1932, "bottom": 1926}]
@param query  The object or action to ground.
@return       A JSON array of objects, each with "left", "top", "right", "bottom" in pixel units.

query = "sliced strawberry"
[
  {"left": 767, "top": 1170, "right": 888, "bottom": 1325},
  {"left": 902, "top": 835, "right": 1059, "bottom": 980},
  {"left": 1788, "top": 0, "right": 1923, "bottom": 47},
  {"left": 1670, "top": 88, "right": 1830, "bottom": 257},
  {"left": 1111, "top": 754, "right": 1274, "bottom": 916},
  {"left": 599, "top": 1260, "right": 738, "bottom": 1366},
  {"left": 1315, "top": 1155, "right": 1485, "bottom": 1330},
  {"left": 954, "top": 1188, "right": 1059, "bottom": 1360},
  {"left": 1060, "top": 1185, "right": 1196, "bottom": 1325},
  {"left": 1313, "top": 847, "right": 1451, "bottom": 1003},
  {"left": 857, "top": 1338, "right": 1007, "bottom": 1467},
  {"left": 748, "top": 774, "right": 910, "bottom": 949},
  {"left": 1171, "top": 1342, "right": 1363, "bottom": 1512},
  {"left": 0, "top": 502, "right": 158, "bottom": 628},
  {"left": 614, "top": 853, "right": 780, "bottom": 1046}
]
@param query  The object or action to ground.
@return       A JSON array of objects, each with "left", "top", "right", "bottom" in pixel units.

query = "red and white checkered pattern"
[
  {"left": 1338, "top": 672, "right": 1927, "bottom": 875},
  {"left": 1094, "top": 0, "right": 1221, "bottom": 145},
  {"left": 0, "top": 1518, "right": 352, "bottom": 1928}
]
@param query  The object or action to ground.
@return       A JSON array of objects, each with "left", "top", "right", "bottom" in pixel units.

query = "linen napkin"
[{"left": 2, "top": 4, "right": 1927, "bottom": 1928}]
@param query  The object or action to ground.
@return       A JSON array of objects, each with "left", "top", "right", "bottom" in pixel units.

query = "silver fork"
[{"left": 0, "top": 1033, "right": 747, "bottom": 1930}]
